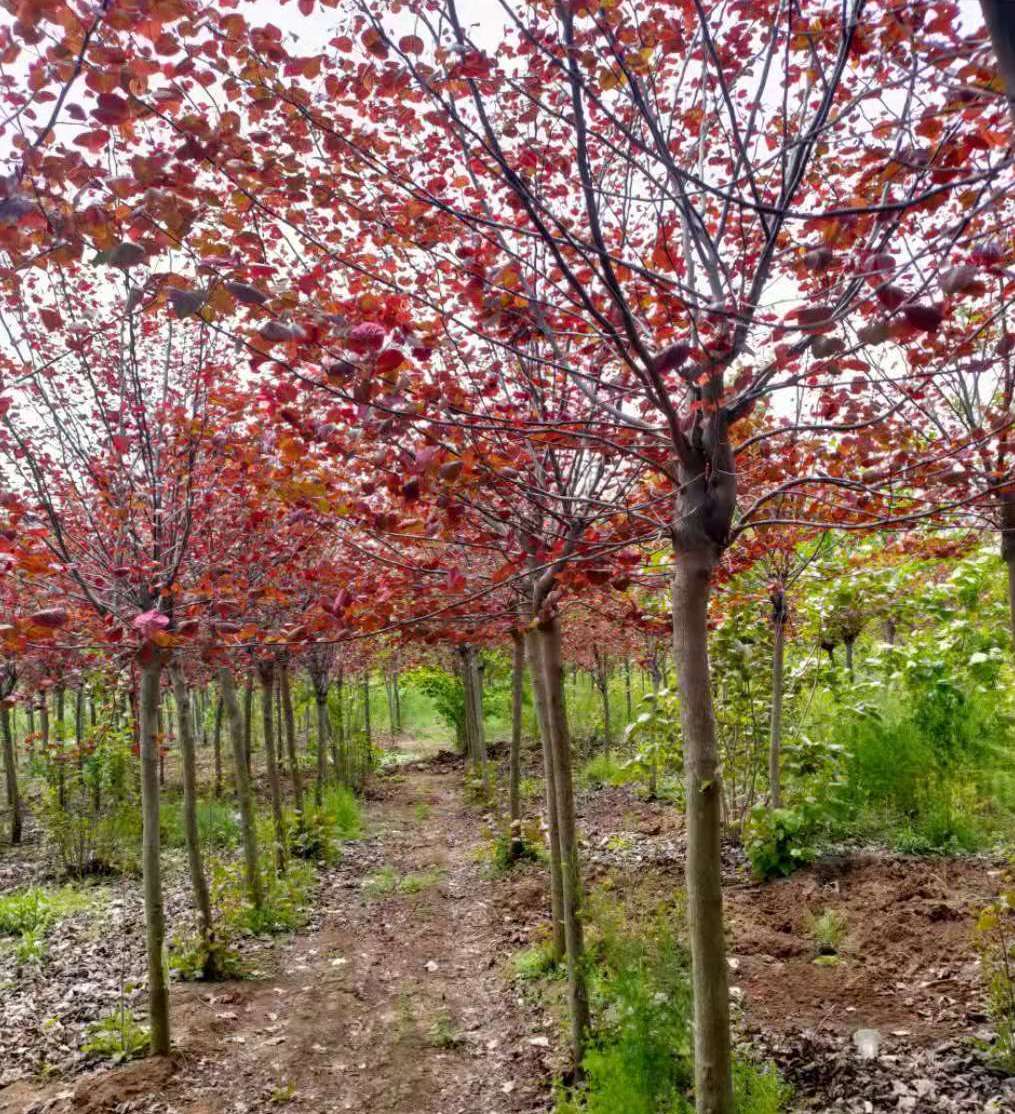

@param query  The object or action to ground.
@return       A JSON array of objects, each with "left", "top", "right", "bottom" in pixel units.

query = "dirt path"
[{"left": 1, "top": 748, "right": 554, "bottom": 1114}]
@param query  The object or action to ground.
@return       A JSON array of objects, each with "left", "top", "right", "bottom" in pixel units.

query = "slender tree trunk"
[
  {"left": 335, "top": 670, "right": 346, "bottom": 784},
  {"left": 258, "top": 662, "right": 287, "bottom": 875},
  {"left": 55, "top": 686, "right": 65, "bottom": 808},
  {"left": 242, "top": 672, "right": 254, "bottom": 777},
  {"left": 212, "top": 693, "right": 224, "bottom": 799},
  {"left": 2, "top": 702, "right": 21, "bottom": 844},
  {"left": 672, "top": 550, "right": 733, "bottom": 1114},
  {"left": 468, "top": 647, "right": 489, "bottom": 790},
  {"left": 393, "top": 668, "right": 401, "bottom": 732},
  {"left": 844, "top": 636, "right": 855, "bottom": 680},
  {"left": 509, "top": 630, "right": 524, "bottom": 856},
  {"left": 280, "top": 662, "right": 304, "bottom": 820},
  {"left": 769, "top": 590, "right": 787, "bottom": 811},
  {"left": 275, "top": 672, "right": 286, "bottom": 780},
  {"left": 537, "top": 616, "right": 589, "bottom": 1069},
  {"left": 157, "top": 700, "right": 166, "bottom": 789},
  {"left": 139, "top": 654, "right": 170, "bottom": 1055},
  {"left": 314, "top": 686, "right": 329, "bottom": 807},
  {"left": 624, "top": 657, "right": 632, "bottom": 723},
  {"left": 525, "top": 628, "right": 565, "bottom": 962},
  {"left": 459, "top": 648, "right": 476, "bottom": 766},
  {"left": 385, "top": 671, "right": 397, "bottom": 740},
  {"left": 218, "top": 667, "right": 262, "bottom": 910},
  {"left": 170, "top": 668, "right": 214, "bottom": 950}
]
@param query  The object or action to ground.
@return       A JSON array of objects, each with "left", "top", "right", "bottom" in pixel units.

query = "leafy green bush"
[
  {"left": 579, "top": 752, "right": 641, "bottom": 790},
  {"left": 745, "top": 806, "right": 817, "bottom": 880}
]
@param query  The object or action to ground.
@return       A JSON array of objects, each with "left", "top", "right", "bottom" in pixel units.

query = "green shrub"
[
  {"left": 733, "top": 1059, "right": 794, "bottom": 1114},
  {"left": 745, "top": 806, "right": 816, "bottom": 880},
  {"left": 512, "top": 939, "right": 561, "bottom": 981},
  {"left": 168, "top": 931, "right": 247, "bottom": 982}
]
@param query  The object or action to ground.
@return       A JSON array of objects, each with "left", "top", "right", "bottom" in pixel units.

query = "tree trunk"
[
  {"left": 170, "top": 668, "right": 214, "bottom": 949},
  {"left": 280, "top": 662, "right": 304, "bottom": 820},
  {"left": 314, "top": 687, "right": 329, "bottom": 807},
  {"left": 2, "top": 702, "right": 21, "bottom": 844},
  {"left": 393, "top": 668, "right": 402, "bottom": 732},
  {"left": 624, "top": 657, "right": 632, "bottom": 722},
  {"left": 980, "top": 0, "right": 1015, "bottom": 126},
  {"left": 242, "top": 672, "right": 254, "bottom": 777},
  {"left": 139, "top": 654, "right": 170, "bottom": 1056},
  {"left": 769, "top": 590, "right": 787, "bottom": 811},
  {"left": 509, "top": 630, "right": 524, "bottom": 856},
  {"left": 525, "top": 628, "right": 565, "bottom": 962},
  {"left": 672, "top": 549, "right": 733, "bottom": 1114},
  {"left": 469, "top": 647, "right": 489, "bottom": 789},
  {"left": 536, "top": 616, "right": 590, "bottom": 1069},
  {"left": 258, "top": 662, "right": 287, "bottom": 875},
  {"left": 844, "top": 636, "right": 855, "bottom": 680},
  {"left": 274, "top": 672, "right": 287, "bottom": 780},
  {"left": 218, "top": 667, "right": 262, "bottom": 910},
  {"left": 335, "top": 670, "right": 346, "bottom": 784},
  {"left": 212, "top": 693, "right": 223, "bottom": 799}
]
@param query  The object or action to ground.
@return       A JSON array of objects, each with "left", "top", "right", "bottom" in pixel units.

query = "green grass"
[
  {"left": 512, "top": 940, "right": 561, "bottom": 981},
  {"left": 579, "top": 752, "right": 641, "bottom": 790}
]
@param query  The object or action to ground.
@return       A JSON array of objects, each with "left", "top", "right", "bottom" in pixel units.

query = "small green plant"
[
  {"left": 745, "top": 806, "right": 817, "bottom": 880},
  {"left": 975, "top": 890, "right": 1015, "bottom": 1072},
  {"left": 512, "top": 939, "right": 560, "bottom": 981},
  {"left": 270, "top": 1078, "right": 297, "bottom": 1104},
  {"left": 168, "top": 931, "right": 247, "bottom": 982},
  {"left": 211, "top": 854, "right": 316, "bottom": 937},
  {"left": 807, "top": 908, "right": 848, "bottom": 960},
  {"left": 480, "top": 824, "right": 542, "bottom": 877},
  {"left": 161, "top": 798, "right": 241, "bottom": 850},
  {"left": 363, "top": 865, "right": 443, "bottom": 898},
  {"left": 427, "top": 1010, "right": 462, "bottom": 1049},
  {"left": 733, "top": 1058, "right": 794, "bottom": 1114},
  {"left": 82, "top": 1006, "right": 149, "bottom": 1063},
  {"left": 579, "top": 752, "right": 641, "bottom": 790}
]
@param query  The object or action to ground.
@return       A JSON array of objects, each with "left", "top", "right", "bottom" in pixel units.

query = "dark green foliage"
[{"left": 745, "top": 806, "right": 817, "bottom": 881}]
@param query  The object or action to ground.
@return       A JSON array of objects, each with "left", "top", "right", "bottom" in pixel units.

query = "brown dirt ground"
[{"left": 1, "top": 748, "right": 556, "bottom": 1114}]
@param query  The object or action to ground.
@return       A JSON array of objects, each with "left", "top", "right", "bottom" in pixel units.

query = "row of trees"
[{"left": 2, "top": 1, "right": 1015, "bottom": 1110}]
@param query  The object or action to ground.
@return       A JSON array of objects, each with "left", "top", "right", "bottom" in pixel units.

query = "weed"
[
  {"left": 807, "top": 908, "right": 848, "bottom": 957},
  {"left": 745, "top": 806, "right": 816, "bottom": 880},
  {"left": 427, "top": 1010, "right": 462, "bottom": 1049},
  {"left": 168, "top": 932, "right": 248, "bottom": 981},
  {"left": 161, "top": 798, "right": 240, "bottom": 850},
  {"left": 270, "top": 1079, "right": 297, "bottom": 1104},
  {"left": 579, "top": 752, "right": 640, "bottom": 791},
  {"left": 513, "top": 939, "right": 561, "bottom": 981},
  {"left": 82, "top": 1006, "right": 149, "bottom": 1063},
  {"left": 0, "top": 885, "right": 95, "bottom": 964},
  {"left": 363, "top": 865, "right": 443, "bottom": 898}
]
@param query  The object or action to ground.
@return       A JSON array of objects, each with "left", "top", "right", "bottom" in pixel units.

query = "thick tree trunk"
[
  {"left": 537, "top": 616, "right": 590, "bottom": 1069},
  {"left": 525, "top": 628, "right": 565, "bottom": 962},
  {"left": 509, "top": 631, "right": 524, "bottom": 856},
  {"left": 672, "top": 550, "right": 733, "bottom": 1114},
  {"left": 170, "top": 669, "right": 214, "bottom": 948},
  {"left": 258, "top": 662, "right": 287, "bottom": 875},
  {"left": 2, "top": 702, "right": 21, "bottom": 844},
  {"left": 218, "top": 667, "right": 262, "bottom": 910},
  {"left": 139, "top": 655, "right": 170, "bottom": 1055},
  {"left": 981, "top": 0, "right": 1015, "bottom": 126},
  {"left": 769, "top": 590, "right": 787, "bottom": 811},
  {"left": 280, "top": 662, "right": 303, "bottom": 820}
]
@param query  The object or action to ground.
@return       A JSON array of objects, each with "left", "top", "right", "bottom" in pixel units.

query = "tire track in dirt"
[{"left": 2, "top": 750, "right": 555, "bottom": 1114}]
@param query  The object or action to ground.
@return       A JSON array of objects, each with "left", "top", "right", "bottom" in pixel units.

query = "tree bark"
[
  {"left": 314, "top": 684, "right": 329, "bottom": 807},
  {"left": 212, "top": 693, "right": 224, "bottom": 799},
  {"left": 769, "top": 589, "right": 787, "bottom": 811},
  {"left": 525, "top": 628, "right": 565, "bottom": 962},
  {"left": 258, "top": 662, "right": 287, "bottom": 875},
  {"left": 279, "top": 662, "right": 304, "bottom": 820},
  {"left": 139, "top": 654, "right": 170, "bottom": 1055},
  {"left": 672, "top": 549, "right": 733, "bottom": 1114},
  {"left": 981, "top": 0, "right": 1015, "bottom": 126},
  {"left": 335, "top": 670, "right": 346, "bottom": 784},
  {"left": 2, "top": 701, "right": 21, "bottom": 844},
  {"left": 170, "top": 668, "right": 214, "bottom": 949},
  {"left": 536, "top": 615, "right": 590, "bottom": 1069},
  {"left": 509, "top": 630, "right": 525, "bottom": 856},
  {"left": 218, "top": 667, "right": 262, "bottom": 910},
  {"left": 242, "top": 672, "right": 254, "bottom": 776}
]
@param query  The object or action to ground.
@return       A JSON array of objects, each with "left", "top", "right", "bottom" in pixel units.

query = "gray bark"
[{"left": 218, "top": 667, "right": 263, "bottom": 910}]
